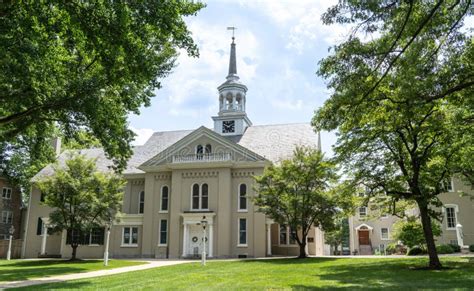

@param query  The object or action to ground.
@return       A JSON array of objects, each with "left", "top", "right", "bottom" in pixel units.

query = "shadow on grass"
[
  {"left": 291, "top": 258, "right": 474, "bottom": 289},
  {"left": 241, "top": 257, "right": 340, "bottom": 265},
  {"left": 0, "top": 260, "right": 103, "bottom": 282}
]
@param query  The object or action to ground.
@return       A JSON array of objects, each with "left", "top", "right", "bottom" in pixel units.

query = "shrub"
[
  {"left": 386, "top": 243, "right": 407, "bottom": 255},
  {"left": 407, "top": 246, "right": 426, "bottom": 256},
  {"left": 469, "top": 245, "right": 474, "bottom": 252},
  {"left": 436, "top": 244, "right": 454, "bottom": 254},
  {"left": 449, "top": 244, "right": 461, "bottom": 253}
]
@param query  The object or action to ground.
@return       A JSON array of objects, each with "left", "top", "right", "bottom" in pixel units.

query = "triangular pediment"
[{"left": 139, "top": 126, "right": 267, "bottom": 169}]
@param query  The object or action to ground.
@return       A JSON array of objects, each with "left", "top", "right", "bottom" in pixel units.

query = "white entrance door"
[{"left": 187, "top": 225, "right": 208, "bottom": 257}]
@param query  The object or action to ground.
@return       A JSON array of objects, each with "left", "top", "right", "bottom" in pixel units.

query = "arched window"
[
  {"left": 238, "top": 184, "right": 247, "bottom": 211},
  {"left": 205, "top": 144, "right": 212, "bottom": 155},
  {"left": 138, "top": 191, "right": 145, "bottom": 214},
  {"left": 161, "top": 186, "right": 169, "bottom": 212},
  {"left": 201, "top": 183, "right": 209, "bottom": 209},
  {"left": 192, "top": 184, "right": 200, "bottom": 210},
  {"left": 196, "top": 145, "right": 203, "bottom": 160}
]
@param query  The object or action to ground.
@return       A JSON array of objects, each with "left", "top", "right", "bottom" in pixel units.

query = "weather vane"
[{"left": 227, "top": 26, "right": 237, "bottom": 42}]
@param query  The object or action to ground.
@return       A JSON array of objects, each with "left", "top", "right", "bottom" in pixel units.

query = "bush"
[
  {"left": 449, "top": 244, "right": 461, "bottom": 253},
  {"left": 386, "top": 243, "right": 407, "bottom": 255},
  {"left": 469, "top": 245, "right": 474, "bottom": 252},
  {"left": 407, "top": 246, "right": 426, "bottom": 256},
  {"left": 436, "top": 244, "right": 454, "bottom": 254}
]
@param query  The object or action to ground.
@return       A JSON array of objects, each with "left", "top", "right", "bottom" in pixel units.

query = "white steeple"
[{"left": 213, "top": 31, "right": 252, "bottom": 136}]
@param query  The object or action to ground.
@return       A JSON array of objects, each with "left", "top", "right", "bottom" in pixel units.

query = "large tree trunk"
[
  {"left": 71, "top": 244, "right": 78, "bottom": 261},
  {"left": 418, "top": 202, "right": 442, "bottom": 269},
  {"left": 298, "top": 241, "right": 307, "bottom": 258}
]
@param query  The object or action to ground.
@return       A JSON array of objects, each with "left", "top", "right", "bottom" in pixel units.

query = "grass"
[
  {"left": 0, "top": 259, "right": 145, "bottom": 282},
  {"left": 16, "top": 256, "right": 474, "bottom": 290}
]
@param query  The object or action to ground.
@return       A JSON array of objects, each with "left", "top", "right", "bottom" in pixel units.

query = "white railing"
[{"left": 172, "top": 153, "right": 232, "bottom": 163}]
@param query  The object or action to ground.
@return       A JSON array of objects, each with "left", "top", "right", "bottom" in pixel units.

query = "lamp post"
[
  {"left": 103, "top": 217, "right": 112, "bottom": 266},
  {"left": 201, "top": 216, "right": 207, "bottom": 266},
  {"left": 7, "top": 225, "right": 15, "bottom": 260}
]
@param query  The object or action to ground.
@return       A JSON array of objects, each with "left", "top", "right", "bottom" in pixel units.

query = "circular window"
[{"left": 192, "top": 236, "right": 198, "bottom": 243}]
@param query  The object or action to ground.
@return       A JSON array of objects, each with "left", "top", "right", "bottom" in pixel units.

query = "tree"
[
  {"left": 314, "top": 1, "right": 473, "bottom": 269},
  {"left": 254, "top": 147, "right": 341, "bottom": 258},
  {"left": 0, "top": 1, "right": 205, "bottom": 171},
  {"left": 393, "top": 217, "right": 441, "bottom": 250},
  {"left": 37, "top": 154, "right": 125, "bottom": 260},
  {"left": 325, "top": 217, "right": 350, "bottom": 255}
]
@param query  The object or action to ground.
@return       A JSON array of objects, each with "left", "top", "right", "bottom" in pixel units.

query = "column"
[
  {"left": 266, "top": 223, "right": 272, "bottom": 256},
  {"left": 232, "top": 95, "right": 236, "bottom": 110},
  {"left": 40, "top": 226, "right": 48, "bottom": 255},
  {"left": 209, "top": 224, "right": 213, "bottom": 258},
  {"left": 182, "top": 223, "right": 188, "bottom": 257}
]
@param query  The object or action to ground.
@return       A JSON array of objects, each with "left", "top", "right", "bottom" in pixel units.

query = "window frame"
[
  {"left": 279, "top": 225, "right": 287, "bottom": 245},
  {"left": 122, "top": 226, "right": 139, "bottom": 247},
  {"left": 190, "top": 183, "right": 209, "bottom": 211},
  {"left": 289, "top": 227, "right": 297, "bottom": 245},
  {"left": 380, "top": 227, "right": 389, "bottom": 240},
  {"left": 358, "top": 206, "right": 367, "bottom": 218},
  {"left": 238, "top": 183, "right": 248, "bottom": 212},
  {"left": 138, "top": 191, "right": 145, "bottom": 214},
  {"left": 444, "top": 205, "right": 458, "bottom": 230},
  {"left": 160, "top": 185, "right": 169, "bottom": 213},
  {"left": 2, "top": 187, "right": 12, "bottom": 199},
  {"left": 1, "top": 211, "right": 13, "bottom": 224},
  {"left": 238, "top": 218, "right": 247, "bottom": 247},
  {"left": 158, "top": 219, "right": 168, "bottom": 246}
]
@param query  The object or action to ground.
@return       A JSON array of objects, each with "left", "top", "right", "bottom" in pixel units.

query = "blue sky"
[{"left": 128, "top": 0, "right": 351, "bottom": 155}]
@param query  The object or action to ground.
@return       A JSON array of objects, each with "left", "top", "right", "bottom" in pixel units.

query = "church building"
[{"left": 22, "top": 36, "right": 324, "bottom": 259}]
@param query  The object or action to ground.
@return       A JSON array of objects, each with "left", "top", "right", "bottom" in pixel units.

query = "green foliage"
[
  {"left": 469, "top": 245, "right": 474, "bottom": 252},
  {"left": 0, "top": 1, "right": 205, "bottom": 171},
  {"left": 436, "top": 244, "right": 454, "bottom": 254},
  {"left": 386, "top": 243, "right": 407, "bottom": 255},
  {"left": 393, "top": 217, "right": 441, "bottom": 249},
  {"left": 407, "top": 247, "right": 426, "bottom": 256},
  {"left": 449, "top": 244, "right": 461, "bottom": 253},
  {"left": 37, "top": 154, "right": 125, "bottom": 259},
  {"left": 324, "top": 217, "right": 350, "bottom": 255},
  {"left": 254, "top": 146, "right": 349, "bottom": 257},
  {"left": 315, "top": 0, "right": 473, "bottom": 269}
]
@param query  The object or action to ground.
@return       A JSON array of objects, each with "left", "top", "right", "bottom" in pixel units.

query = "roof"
[
  {"left": 33, "top": 123, "right": 319, "bottom": 179},
  {"left": 237, "top": 123, "right": 319, "bottom": 164}
]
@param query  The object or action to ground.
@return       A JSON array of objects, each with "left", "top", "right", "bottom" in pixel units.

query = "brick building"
[{"left": 0, "top": 176, "right": 22, "bottom": 240}]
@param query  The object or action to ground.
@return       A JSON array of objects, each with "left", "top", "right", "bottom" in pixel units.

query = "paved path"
[{"left": 0, "top": 259, "right": 193, "bottom": 289}]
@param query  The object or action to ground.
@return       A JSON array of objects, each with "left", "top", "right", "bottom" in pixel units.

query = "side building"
[{"left": 348, "top": 177, "right": 474, "bottom": 255}]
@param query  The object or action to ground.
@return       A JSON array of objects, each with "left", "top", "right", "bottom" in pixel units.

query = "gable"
[{"left": 139, "top": 126, "right": 267, "bottom": 169}]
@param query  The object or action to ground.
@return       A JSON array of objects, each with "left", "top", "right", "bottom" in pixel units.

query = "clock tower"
[{"left": 212, "top": 33, "right": 252, "bottom": 136}]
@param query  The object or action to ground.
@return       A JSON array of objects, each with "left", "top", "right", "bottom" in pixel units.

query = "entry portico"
[{"left": 181, "top": 212, "right": 215, "bottom": 258}]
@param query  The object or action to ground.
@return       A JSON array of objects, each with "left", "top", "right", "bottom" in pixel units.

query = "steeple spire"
[{"left": 226, "top": 27, "right": 237, "bottom": 79}]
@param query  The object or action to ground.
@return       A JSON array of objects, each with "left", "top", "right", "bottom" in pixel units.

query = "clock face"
[{"left": 222, "top": 120, "right": 235, "bottom": 133}]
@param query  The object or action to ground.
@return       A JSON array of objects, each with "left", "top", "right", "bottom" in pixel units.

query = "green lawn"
[
  {"left": 0, "top": 259, "right": 145, "bottom": 282},
  {"left": 17, "top": 257, "right": 474, "bottom": 290}
]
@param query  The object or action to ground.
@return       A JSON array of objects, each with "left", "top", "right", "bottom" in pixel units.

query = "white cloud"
[
  {"left": 271, "top": 98, "right": 304, "bottom": 110},
  {"left": 130, "top": 127, "right": 154, "bottom": 146}
]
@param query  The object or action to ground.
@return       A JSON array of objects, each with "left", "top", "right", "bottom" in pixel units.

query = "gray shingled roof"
[
  {"left": 237, "top": 123, "right": 319, "bottom": 164},
  {"left": 33, "top": 123, "right": 318, "bottom": 179}
]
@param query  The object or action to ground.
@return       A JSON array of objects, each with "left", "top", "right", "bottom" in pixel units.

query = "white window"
[
  {"left": 381, "top": 228, "right": 389, "bottom": 240},
  {"left": 279, "top": 225, "right": 287, "bottom": 245},
  {"left": 359, "top": 207, "right": 367, "bottom": 217},
  {"left": 1, "top": 211, "right": 13, "bottom": 224},
  {"left": 196, "top": 145, "right": 204, "bottom": 159},
  {"left": 238, "top": 184, "right": 247, "bottom": 211},
  {"left": 191, "top": 183, "right": 209, "bottom": 210},
  {"left": 160, "top": 186, "right": 169, "bottom": 212},
  {"left": 122, "top": 227, "right": 138, "bottom": 246},
  {"left": 443, "top": 178, "right": 454, "bottom": 192},
  {"left": 205, "top": 144, "right": 212, "bottom": 155},
  {"left": 238, "top": 218, "right": 247, "bottom": 246},
  {"left": 2, "top": 188, "right": 12, "bottom": 199},
  {"left": 289, "top": 227, "right": 297, "bottom": 244},
  {"left": 445, "top": 206, "right": 457, "bottom": 229},
  {"left": 159, "top": 220, "right": 168, "bottom": 246},
  {"left": 138, "top": 191, "right": 145, "bottom": 214}
]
